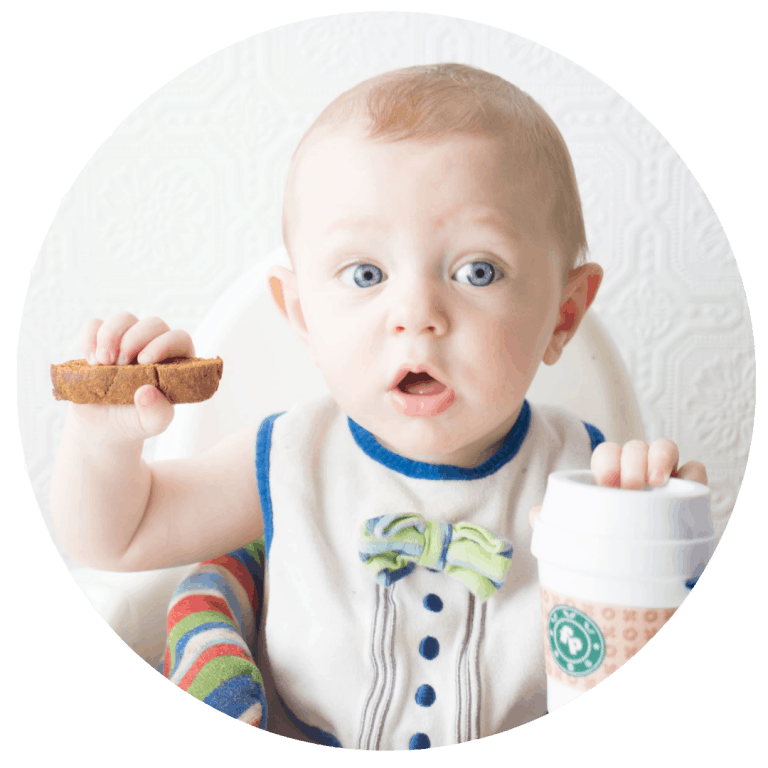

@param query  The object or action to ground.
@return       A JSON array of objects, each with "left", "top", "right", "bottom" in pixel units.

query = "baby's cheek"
[{"left": 497, "top": 322, "right": 538, "bottom": 370}]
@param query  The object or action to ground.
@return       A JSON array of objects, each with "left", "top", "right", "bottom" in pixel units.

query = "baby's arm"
[{"left": 51, "top": 313, "right": 263, "bottom": 572}]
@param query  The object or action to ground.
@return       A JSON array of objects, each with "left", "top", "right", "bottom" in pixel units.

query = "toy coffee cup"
[{"left": 530, "top": 470, "right": 717, "bottom": 711}]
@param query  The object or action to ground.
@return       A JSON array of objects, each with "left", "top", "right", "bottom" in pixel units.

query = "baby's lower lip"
[{"left": 390, "top": 386, "right": 456, "bottom": 417}]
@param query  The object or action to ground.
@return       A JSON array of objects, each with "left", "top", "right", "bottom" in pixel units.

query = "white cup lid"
[{"left": 536, "top": 470, "right": 713, "bottom": 540}]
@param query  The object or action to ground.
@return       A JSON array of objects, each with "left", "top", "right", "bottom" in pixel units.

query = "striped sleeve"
[{"left": 162, "top": 538, "right": 268, "bottom": 728}]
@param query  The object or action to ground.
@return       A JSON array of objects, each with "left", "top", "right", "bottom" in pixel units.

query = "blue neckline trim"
[
  {"left": 347, "top": 400, "right": 532, "bottom": 481},
  {"left": 583, "top": 421, "right": 606, "bottom": 452}
]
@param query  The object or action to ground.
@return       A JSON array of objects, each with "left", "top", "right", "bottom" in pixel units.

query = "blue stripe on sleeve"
[
  {"left": 204, "top": 674, "right": 268, "bottom": 726},
  {"left": 227, "top": 548, "right": 265, "bottom": 596}
]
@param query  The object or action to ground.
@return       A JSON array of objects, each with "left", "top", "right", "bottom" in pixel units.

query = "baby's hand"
[
  {"left": 529, "top": 439, "right": 708, "bottom": 526},
  {"left": 72, "top": 312, "right": 195, "bottom": 442},
  {"left": 590, "top": 439, "right": 707, "bottom": 490}
]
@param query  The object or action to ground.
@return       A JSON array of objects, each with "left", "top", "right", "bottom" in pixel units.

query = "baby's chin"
[
  {"left": 368, "top": 420, "right": 499, "bottom": 468},
  {"left": 336, "top": 389, "right": 522, "bottom": 467}
]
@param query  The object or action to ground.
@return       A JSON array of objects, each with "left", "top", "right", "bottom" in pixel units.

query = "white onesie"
[{"left": 255, "top": 395, "right": 604, "bottom": 749}]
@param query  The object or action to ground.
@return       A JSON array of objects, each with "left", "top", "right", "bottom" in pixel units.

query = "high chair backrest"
[{"left": 152, "top": 246, "right": 645, "bottom": 463}]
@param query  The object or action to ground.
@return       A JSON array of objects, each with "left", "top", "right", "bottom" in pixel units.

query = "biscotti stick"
[{"left": 50, "top": 356, "right": 223, "bottom": 405}]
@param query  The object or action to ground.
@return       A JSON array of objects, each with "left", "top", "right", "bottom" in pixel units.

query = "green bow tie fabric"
[{"left": 359, "top": 513, "right": 513, "bottom": 601}]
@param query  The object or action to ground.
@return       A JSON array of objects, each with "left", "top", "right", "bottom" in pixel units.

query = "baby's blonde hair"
[{"left": 283, "top": 63, "right": 587, "bottom": 272}]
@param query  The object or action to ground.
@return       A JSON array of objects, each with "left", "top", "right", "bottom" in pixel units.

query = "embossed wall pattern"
[{"left": 19, "top": 13, "right": 753, "bottom": 569}]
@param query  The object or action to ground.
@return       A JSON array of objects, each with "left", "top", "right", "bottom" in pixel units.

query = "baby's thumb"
[{"left": 133, "top": 385, "right": 175, "bottom": 437}]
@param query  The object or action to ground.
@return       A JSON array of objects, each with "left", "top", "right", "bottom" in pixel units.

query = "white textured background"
[
  {"left": 19, "top": 13, "right": 752, "bottom": 568},
  {"left": 6, "top": 2, "right": 763, "bottom": 765}
]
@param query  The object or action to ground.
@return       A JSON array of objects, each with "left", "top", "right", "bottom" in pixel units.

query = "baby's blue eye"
[
  {"left": 454, "top": 261, "right": 500, "bottom": 286},
  {"left": 340, "top": 263, "right": 385, "bottom": 288}
]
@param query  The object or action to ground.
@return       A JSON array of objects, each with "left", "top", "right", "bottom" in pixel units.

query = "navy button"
[
  {"left": 419, "top": 636, "right": 439, "bottom": 660},
  {"left": 409, "top": 733, "right": 431, "bottom": 749},
  {"left": 423, "top": 593, "right": 443, "bottom": 612},
  {"left": 415, "top": 684, "right": 436, "bottom": 707}
]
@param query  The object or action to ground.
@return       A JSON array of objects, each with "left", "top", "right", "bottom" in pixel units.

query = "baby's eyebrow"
[
  {"left": 442, "top": 207, "right": 522, "bottom": 238},
  {"left": 323, "top": 215, "right": 386, "bottom": 236},
  {"left": 400, "top": 203, "right": 524, "bottom": 239},
  {"left": 322, "top": 210, "right": 521, "bottom": 239}
]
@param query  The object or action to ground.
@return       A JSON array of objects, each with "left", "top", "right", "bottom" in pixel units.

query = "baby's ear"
[
  {"left": 543, "top": 262, "right": 603, "bottom": 366},
  {"left": 266, "top": 265, "right": 311, "bottom": 352}
]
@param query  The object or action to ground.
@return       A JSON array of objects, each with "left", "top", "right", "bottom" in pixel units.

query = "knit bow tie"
[{"left": 359, "top": 513, "right": 513, "bottom": 601}]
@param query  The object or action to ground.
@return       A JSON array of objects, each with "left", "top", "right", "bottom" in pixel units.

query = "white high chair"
[{"left": 70, "top": 245, "right": 646, "bottom": 670}]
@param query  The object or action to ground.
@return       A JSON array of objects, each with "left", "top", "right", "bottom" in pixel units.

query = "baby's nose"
[
  {"left": 389, "top": 289, "right": 448, "bottom": 336},
  {"left": 394, "top": 324, "right": 437, "bottom": 334}
]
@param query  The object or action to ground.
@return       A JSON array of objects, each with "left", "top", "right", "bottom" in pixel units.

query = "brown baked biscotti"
[{"left": 51, "top": 357, "right": 224, "bottom": 405}]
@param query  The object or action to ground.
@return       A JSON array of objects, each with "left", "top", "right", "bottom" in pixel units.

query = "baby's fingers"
[
  {"left": 136, "top": 328, "right": 195, "bottom": 364},
  {"left": 619, "top": 440, "right": 649, "bottom": 489},
  {"left": 592, "top": 440, "right": 649, "bottom": 489},
  {"left": 116, "top": 316, "right": 171, "bottom": 365},
  {"left": 79, "top": 317, "right": 104, "bottom": 363},
  {"left": 95, "top": 312, "right": 140, "bottom": 364},
  {"left": 591, "top": 441, "right": 622, "bottom": 487},
  {"left": 646, "top": 439, "right": 679, "bottom": 487},
  {"left": 674, "top": 460, "right": 708, "bottom": 486},
  {"left": 132, "top": 385, "right": 175, "bottom": 438}
]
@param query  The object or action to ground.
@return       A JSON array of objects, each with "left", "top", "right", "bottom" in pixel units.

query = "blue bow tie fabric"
[{"left": 359, "top": 513, "right": 513, "bottom": 601}]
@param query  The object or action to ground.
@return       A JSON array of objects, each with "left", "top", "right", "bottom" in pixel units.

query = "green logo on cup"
[{"left": 548, "top": 605, "right": 605, "bottom": 677}]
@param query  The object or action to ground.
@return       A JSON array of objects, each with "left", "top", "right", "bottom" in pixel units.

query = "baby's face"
[{"left": 286, "top": 125, "right": 566, "bottom": 467}]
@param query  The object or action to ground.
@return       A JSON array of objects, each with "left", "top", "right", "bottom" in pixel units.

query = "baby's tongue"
[{"left": 402, "top": 373, "right": 446, "bottom": 396}]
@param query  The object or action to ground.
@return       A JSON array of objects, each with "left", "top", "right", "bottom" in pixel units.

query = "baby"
[{"left": 51, "top": 63, "right": 707, "bottom": 749}]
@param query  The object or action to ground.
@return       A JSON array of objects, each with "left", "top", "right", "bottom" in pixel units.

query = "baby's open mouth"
[
  {"left": 390, "top": 367, "right": 456, "bottom": 417},
  {"left": 396, "top": 371, "right": 447, "bottom": 396}
]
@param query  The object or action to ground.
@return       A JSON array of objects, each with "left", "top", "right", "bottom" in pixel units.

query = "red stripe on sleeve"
[{"left": 167, "top": 593, "right": 236, "bottom": 633}]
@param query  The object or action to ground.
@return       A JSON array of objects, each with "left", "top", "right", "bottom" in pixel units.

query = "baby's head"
[
  {"left": 283, "top": 63, "right": 588, "bottom": 276},
  {"left": 270, "top": 63, "right": 602, "bottom": 467}
]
